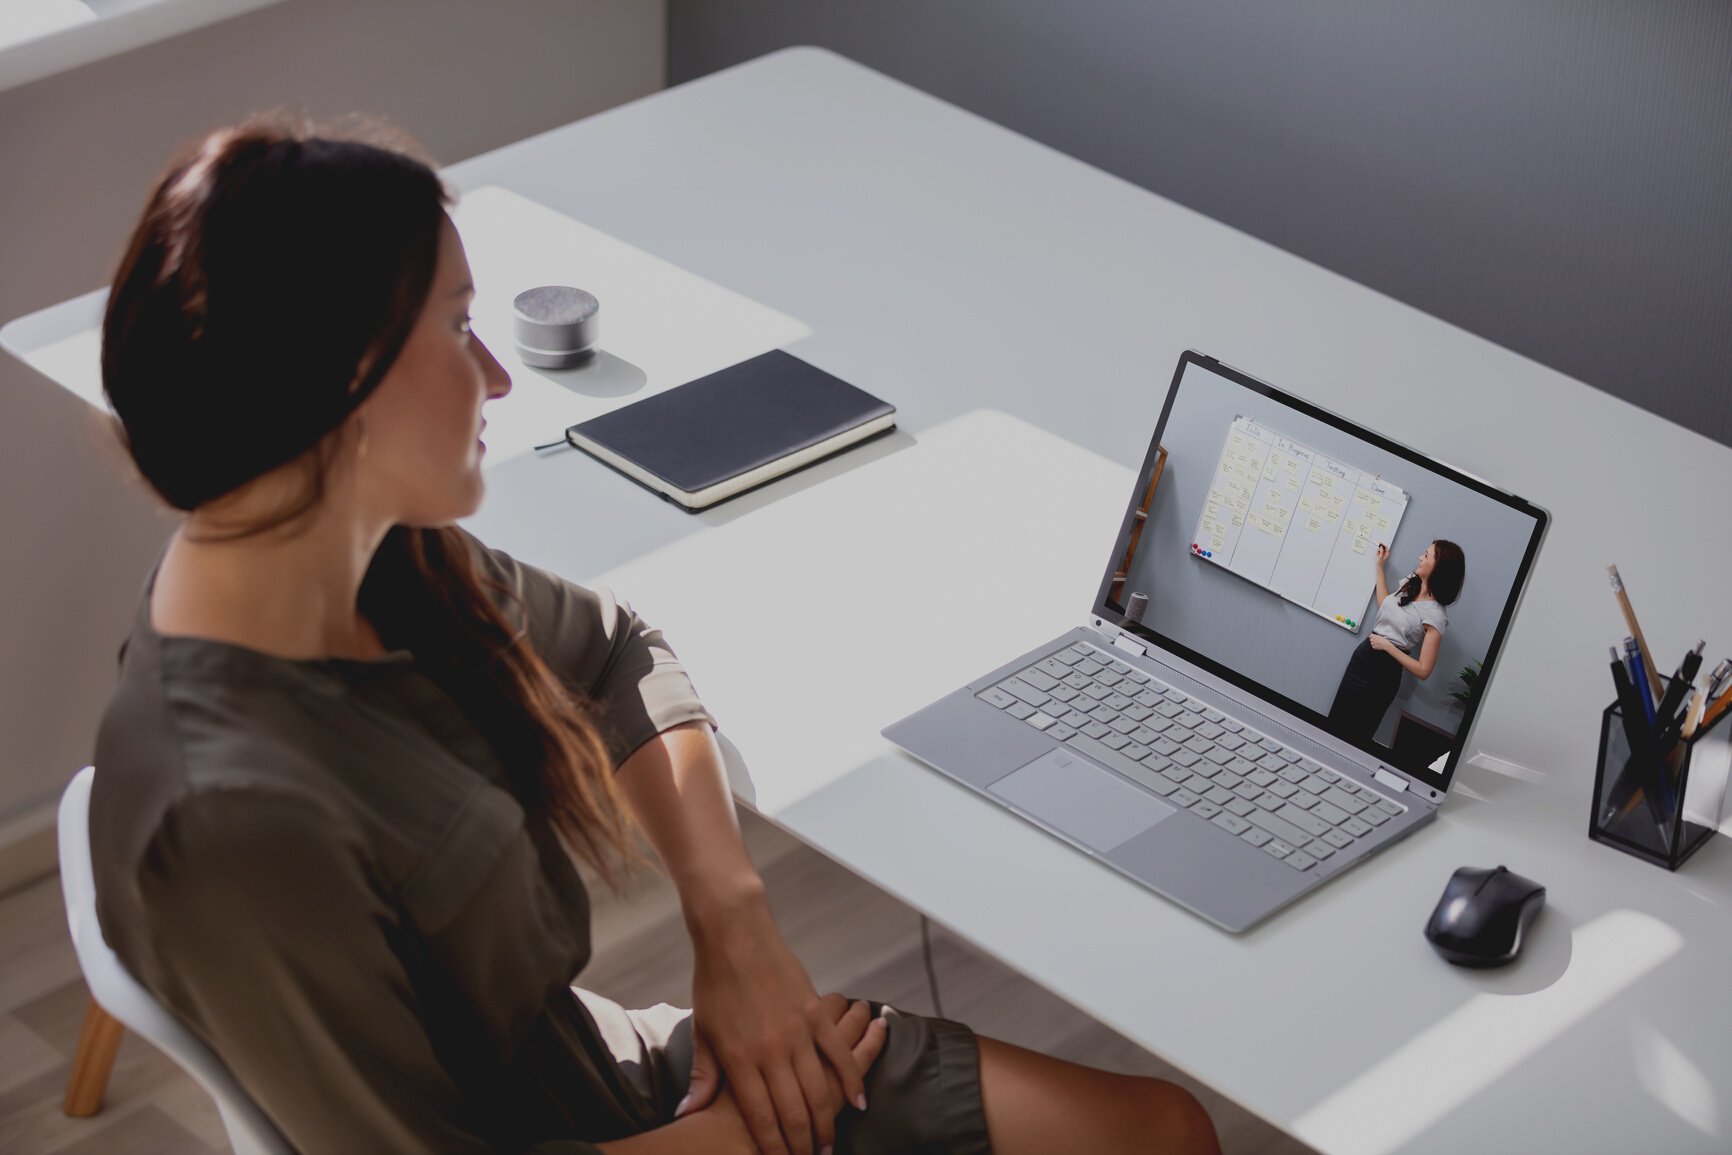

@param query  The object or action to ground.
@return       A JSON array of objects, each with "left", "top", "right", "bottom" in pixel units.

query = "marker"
[
  {"left": 1608, "top": 566, "right": 1664, "bottom": 702},
  {"left": 1699, "top": 678, "right": 1732, "bottom": 735}
]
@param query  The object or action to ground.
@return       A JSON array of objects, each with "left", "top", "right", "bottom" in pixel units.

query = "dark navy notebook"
[{"left": 563, "top": 350, "right": 897, "bottom": 509}]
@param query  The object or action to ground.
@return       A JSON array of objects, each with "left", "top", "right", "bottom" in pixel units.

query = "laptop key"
[
  {"left": 1170, "top": 788, "right": 1200, "bottom": 808},
  {"left": 1129, "top": 727, "right": 1160, "bottom": 746},
  {"left": 1159, "top": 769, "right": 1190, "bottom": 790},
  {"left": 1268, "top": 781, "right": 1299, "bottom": 799},
  {"left": 1276, "top": 804, "right": 1330, "bottom": 839},
  {"left": 1232, "top": 783, "right": 1260, "bottom": 802},
  {"left": 1063, "top": 672, "right": 1092, "bottom": 690},
  {"left": 1205, "top": 785, "right": 1234, "bottom": 805},
  {"left": 977, "top": 687, "right": 1018, "bottom": 709},
  {"left": 1211, "top": 812, "right": 1251, "bottom": 835},
  {"left": 1124, "top": 704, "right": 1153, "bottom": 723},
  {"left": 1220, "top": 719, "right": 1244, "bottom": 733},
  {"left": 1306, "top": 839, "right": 1335, "bottom": 858},
  {"left": 1248, "top": 768, "right": 1277, "bottom": 787},
  {"left": 1239, "top": 827, "right": 1272, "bottom": 848},
  {"left": 1202, "top": 708, "right": 1226, "bottom": 723},
  {"left": 1276, "top": 765, "right": 1306, "bottom": 785},
  {"left": 1215, "top": 770, "right": 1244, "bottom": 789},
  {"left": 1152, "top": 737, "right": 1181, "bottom": 757},
  {"left": 1248, "top": 809, "right": 1311, "bottom": 846},
  {"left": 1069, "top": 642, "right": 1093, "bottom": 655},
  {"left": 1192, "top": 800, "right": 1222, "bottom": 819},
  {"left": 1254, "top": 793, "right": 1282, "bottom": 811},
  {"left": 1281, "top": 749, "right": 1304, "bottom": 764},
  {"left": 1262, "top": 840, "right": 1292, "bottom": 860},
  {"left": 1288, "top": 793, "right": 1319, "bottom": 811},
  {"left": 1135, "top": 689, "right": 1164, "bottom": 708},
  {"left": 1054, "top": 649, "right": 1084, "bottom": 665},
  {"left": 1170, "top": 750, "right": 1202, "bottom": 767},
  {"left": 1122, "top": 743, "right": 1150, "bottom": 761},
  {"left": 1259, "top": 738, "right": 1284, "bottom": 755},
  {"left": 1285, "top": 851, "right": 1316, "bottom": 871},
  {"left": 1076, "top": 658, "right": 1104, "bottom": 675},
  {"left": 1376, "top": 798, "right": 1404, "bottom": 815},
  {"left": 1321, "top": 829, "right": 1354, "bottom": 849},
  {"left": 1083, "top": 721, "right": 1111, "bottom": 739},
  {"left": 1216, "top": 734, "right": 1245, "bottom": 751},
  {"left": 1322, "top": 787, "right": 1367, "bottom": 814},
  {"left": 1360, "top": 807, "right": 1391, "bottom": 826},
  {"left": 1003, "top": 680, "right": 1051, "bottom": 708},
  {"left": 1048, "top": 685, "right": 1079, "bottom": 703},
  {"left": 1319, "top": 768, "right": 1341, "bottom": 782},
  {"left": 1082, "top": 684, "right": 1111, "bottom": 701},
  {"left": 1047, "top": 724, "right": 1077, "bottom": 742},
  {"left": 1311, "top": 800, "right": 1350, "bottom": 825},
  {"left": 1006, "top": 701, "right": 1035, "bottom": 720},
  {"left": 1102, "top": 733, "right": 1132, "bottom": 750},
  {"left": 1224, "top": 798, "right": 1255, "bottom": 818},
  {"left": 1157, "top": 701, "right": 1184, "bottom": 718},
  {"left": 1109, "top": 716, "right": 1138, "bottom": 734},
  {"left": 1341, "top": 816, "right": 1373, "bottom": 838},
  {"left": 1026, "top": 711, "right": 1058, "bottom": 730},
  {"left": 1205, "top": 747, "right": 1234, "bottom": 766},
  {"left": 1103, "top": 692, "right": 1133, "bottom": 710},
  {"left": 1163, "top": 687, "right": 1188, "bottom": 702},
  {"left": 1021, "top": 669, "right": 1060, "bottom": 692},
  {"left": 1297, "top": 776, "right": 1329, "bottom": 795},
  {"left": 1197, "top": 722, "right": 1225, "bottom": 740},
  {"left": 1062, "top": 710, "right": 1091, "bottom": 728},
  {"left": 1186, "top": 773, "right": 1214, "bottom": 793}
]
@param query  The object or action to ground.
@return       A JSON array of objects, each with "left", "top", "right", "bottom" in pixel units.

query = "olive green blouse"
[{"left": 90, "top": 530, "right": 715, "bottom": 1152}]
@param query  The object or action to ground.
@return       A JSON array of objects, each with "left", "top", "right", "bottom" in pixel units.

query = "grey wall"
[
  {"left": 0, "top": 0, "right": 664, "bottom": 830},
  {"left": 669, "top": 2, "right": 1732, "bottom": 448},
  {"left": 1120, "top": 363, "right": 1540, "bottom": 745}
]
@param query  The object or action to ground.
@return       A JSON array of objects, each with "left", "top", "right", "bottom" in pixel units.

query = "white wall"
[{"left": 0, "top": 0, "right": 666, "bottom": 850}]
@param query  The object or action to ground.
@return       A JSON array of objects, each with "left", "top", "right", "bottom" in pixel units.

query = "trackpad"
[{"left": 989, "top": 748, "right": 1175, "bottom": 852}]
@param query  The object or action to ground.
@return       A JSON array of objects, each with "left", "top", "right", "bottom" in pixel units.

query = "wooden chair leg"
[{"left": 63, "top": 996, "right": 124, "bottom": 1117}]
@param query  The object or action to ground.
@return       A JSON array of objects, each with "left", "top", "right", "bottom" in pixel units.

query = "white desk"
[{"left": 9, "top": 47, "right": 1731, "bottom": 1155}]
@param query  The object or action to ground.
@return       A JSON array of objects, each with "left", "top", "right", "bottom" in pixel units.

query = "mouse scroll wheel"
[{"left": 1474, "top": 865, "right": 1508, "bottom": 896}]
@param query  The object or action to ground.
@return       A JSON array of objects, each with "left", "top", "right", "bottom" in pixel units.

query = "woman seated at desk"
[
  {"left": 87, "top": 117, "right": 1219, "bottom": 1155},
  {"left": 1327, "top": 539, "right": 1466, "bottom": 746}
]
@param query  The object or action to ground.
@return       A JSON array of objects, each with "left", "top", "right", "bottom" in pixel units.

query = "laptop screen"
[{"left": 1094, "top": 352, "right": 1547, "bottom": 794}]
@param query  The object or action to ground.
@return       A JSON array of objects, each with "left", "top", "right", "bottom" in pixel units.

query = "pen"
[
  {"left": 1625, "top": 637, "right": 1656, "bottom": 725},
  {"left": 1653, "top": 641, "right": 1705, "bottom": 749},
  {"left": 1699, "top": 678, "right": 1732, "bottom": 735},
  {"left": 1608, "top": 566, "right": 1665, "bottom": 702},
  {"left": 1604, "top": 646, "right": 1674, "bottom": 838}
]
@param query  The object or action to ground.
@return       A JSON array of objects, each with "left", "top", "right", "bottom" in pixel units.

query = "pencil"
[
  {"left": 1700, "top": 680, "right": 1732, "bottom": 735},
  {"left": 1608, "top": 566, "right": 1664, "bottom": 702}
]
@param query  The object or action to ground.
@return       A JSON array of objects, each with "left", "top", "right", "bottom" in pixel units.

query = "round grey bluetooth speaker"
[{"left": 512, "top": 285, "right": 599, "bottom": 368}]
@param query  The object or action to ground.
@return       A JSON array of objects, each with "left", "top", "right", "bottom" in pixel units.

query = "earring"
[{"left": 356, "top": 414, "right": 369, "bottom": 461}]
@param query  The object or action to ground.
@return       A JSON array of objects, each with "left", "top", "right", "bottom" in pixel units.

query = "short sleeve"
[
  {"left": 136, "top": 788, "right": 602, "bottom": 1154},
  {"left": 1422, "top": 602, "right": 1448, "bottom": 637},
  {"left": 463, "top": 531, "right": 716, "bottom": 767}
]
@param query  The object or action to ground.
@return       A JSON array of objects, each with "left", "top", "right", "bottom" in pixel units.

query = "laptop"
[{"left": 883, "top": 351, "right": 1548, "bottom": 932}]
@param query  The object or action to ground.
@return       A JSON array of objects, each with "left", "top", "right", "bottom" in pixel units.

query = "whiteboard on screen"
[{"left": 1190, "top": 416, "right": 1408, "bottom": 631}]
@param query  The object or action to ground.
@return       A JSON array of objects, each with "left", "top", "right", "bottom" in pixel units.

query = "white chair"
[{"left": 57, "top": 765, "right": 295, "bottom": 1154}]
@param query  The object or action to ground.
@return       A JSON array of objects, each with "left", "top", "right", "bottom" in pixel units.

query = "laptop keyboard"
[{"left": 977, "top": 642, "right": 1408, "bottom": 871}]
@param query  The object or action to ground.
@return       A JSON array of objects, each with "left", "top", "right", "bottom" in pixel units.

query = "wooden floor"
[{"left": 0, "top": 810, "right": 1316, "bottom": 1153}]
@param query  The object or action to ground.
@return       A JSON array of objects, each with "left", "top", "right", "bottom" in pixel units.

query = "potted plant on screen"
[{"left": 1448, "top": 660, "right": 1482, "bottom": 709}]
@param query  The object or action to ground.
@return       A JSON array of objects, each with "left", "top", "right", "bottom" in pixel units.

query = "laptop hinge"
[
  {"left": 1112, "top": 634, "right": 1146, "bottom": 657},
  {"left": 1373, "top": 767, "right": 1409, "bottom": 793}
]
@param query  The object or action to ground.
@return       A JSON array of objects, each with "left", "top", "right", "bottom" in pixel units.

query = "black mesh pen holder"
[{"left": 1590, "top": 689, "right": 1732, "bottom": 870}]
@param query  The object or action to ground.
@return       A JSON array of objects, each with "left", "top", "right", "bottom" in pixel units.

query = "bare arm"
[
  {"left": 1379, "top": 625, "right": 1442, "bottom": 679},
  {"left": 1373, "top": 544, "right": 1391, "bottom": 604},
  {"left": 614, "top": 722, "right": 867, "bottom": 1155}
]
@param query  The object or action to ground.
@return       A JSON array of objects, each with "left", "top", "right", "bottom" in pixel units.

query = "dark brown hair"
[
  {"left": 1399, "top": 539, "right": 1466, "bottom": 608},
  {"left": 101, "top": 113, "right": 639, "bottom": 882}
]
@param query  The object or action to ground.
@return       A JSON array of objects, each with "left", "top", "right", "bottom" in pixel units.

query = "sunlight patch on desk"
[
  {"left": 1292, "top": 909, "right": 1682, "bottom": 1155},
  {"left": 1634, "top": 1023, "right": 1720, "bottom": 1138}
]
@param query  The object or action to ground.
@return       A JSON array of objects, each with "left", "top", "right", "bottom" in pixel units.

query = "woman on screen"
[{"left": 1326, "top": 539, "right": 1466, "bottom": 746}]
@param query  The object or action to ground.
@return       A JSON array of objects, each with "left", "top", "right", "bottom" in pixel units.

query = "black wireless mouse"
[{"left": 1423, "top": 865, "right": 1546, "bottom": 967}]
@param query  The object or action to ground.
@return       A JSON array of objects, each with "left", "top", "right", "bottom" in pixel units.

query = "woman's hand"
[
  {"left": 1367, "top": 633, "right": 1396, "bottom": 654},
  {"left": 684, "top": 907, "right": 869, "bottom": 1155},
  {"left": 1374, "top": 543, "right": 1389, "bottom": 567},
  {"left": 682, "top": 993, "right": 887, "bottom": 1155}
]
